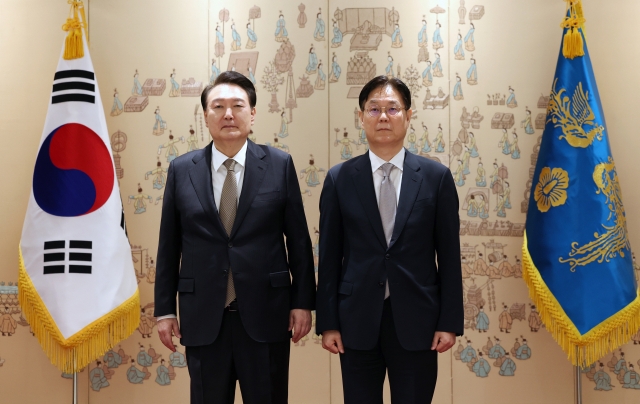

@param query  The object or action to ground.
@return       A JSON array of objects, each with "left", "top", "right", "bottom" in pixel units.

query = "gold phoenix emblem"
[
  {"left": 535, "top": 167, "right": 569, "bottom": 213},
  {"left": 547, "top": 78, "right": 605, "bottom": 148},
  {"left": 560, "top": 157, "right": 631, "bottom": 271}
]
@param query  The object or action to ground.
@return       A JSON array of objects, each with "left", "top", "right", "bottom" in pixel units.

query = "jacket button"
[
  {"left": 385, "top": 254, "right": 390, "bottom": 260},
  {"left": 379, "top": 282, "right": 384, "bottom": 287},
  {"left": 228, "top": 242, "right": 233, "bottom": 248}
]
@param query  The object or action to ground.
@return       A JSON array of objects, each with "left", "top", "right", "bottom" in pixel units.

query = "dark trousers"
[
  {"left": 339, "top": 299, "right": 438, "bottom": 404},
  {"left": 185, "top": 309, "right": 290, "bottom": 404}
]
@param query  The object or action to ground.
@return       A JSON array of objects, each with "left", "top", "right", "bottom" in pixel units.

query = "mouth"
[{"left": 221, "top": 125, "right": 237, "bottom": 129}]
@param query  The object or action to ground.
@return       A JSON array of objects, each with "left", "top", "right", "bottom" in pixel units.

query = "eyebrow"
[
  {"left": 366, "top": 99, "right": 401, "bottom": 105},
  {"left": 209, "top": 98, "right": 247, "bottom": 104}
]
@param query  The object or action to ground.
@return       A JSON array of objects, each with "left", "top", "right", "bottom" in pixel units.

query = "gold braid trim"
[
  {"left": 522, "top": 231, "right": 640, "bottom": 367},
  {"left": 18, "top": 245, "right": 140, "bottom": 373}
]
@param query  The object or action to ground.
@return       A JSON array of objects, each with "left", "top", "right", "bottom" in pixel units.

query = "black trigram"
[
  {"left": 43, "top": 240, "right": 93, "bottom": 274},
  {"left": 51, "top": 70, "right": 95, "bottom": 104}
]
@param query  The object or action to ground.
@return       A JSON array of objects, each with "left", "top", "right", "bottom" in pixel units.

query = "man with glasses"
[
  {"left": 155, "top": 71, "right": 316, "bottom": 404},
  {"left": 316, "top": 76, "right": 463, "bottom": 403}
]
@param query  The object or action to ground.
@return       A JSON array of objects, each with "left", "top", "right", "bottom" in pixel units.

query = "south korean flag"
[{"left": 19, "top": 22, "right": 139, "bottom": 373}]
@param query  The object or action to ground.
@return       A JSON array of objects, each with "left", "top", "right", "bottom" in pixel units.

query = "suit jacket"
[
  {"left": 154, "top": 140, "right": 316, "bottom": 346},
  {"left": 316, "top": 150, "right": 463, "bottom": 351}
]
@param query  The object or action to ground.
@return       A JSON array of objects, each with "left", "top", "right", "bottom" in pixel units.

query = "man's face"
[
  {"left": 359, "top": 85, "right": 412, "bottom": 149},
  {"left": 204, "top": 84, "right": 255, "bottom": 143}
]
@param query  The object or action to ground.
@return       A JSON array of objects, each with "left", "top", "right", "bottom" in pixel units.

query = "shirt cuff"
[{"left": 156, "top": 314, "right": 177, "bottom": 321}]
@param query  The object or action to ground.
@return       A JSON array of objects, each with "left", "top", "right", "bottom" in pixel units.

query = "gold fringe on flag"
[
  {"left": 62, "top": 0, "right": 89, "bottom": 60},
  {"left": 522, "top": 232, "right": 640, "bottom": 368},
  {"left": 18, "top": 246, "right": 140, "bottom": 373},
  {"left": 561, "top": 0, "right": 586, "bottom": 59}
]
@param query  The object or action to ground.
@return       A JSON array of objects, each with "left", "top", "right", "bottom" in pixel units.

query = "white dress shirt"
[
  {"left": 157, "top": 141, "right": 248, "bottom": 321},
  {"left": 369, "top": 148, "right": 404, "bottom": 299}
]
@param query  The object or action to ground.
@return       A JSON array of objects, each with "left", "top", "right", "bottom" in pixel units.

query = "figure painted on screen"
[
  {"left": 277, "top": 111, "right": 289, "bottom": 138},
  {"left": 475, "top": 160, "right": 486, "bottom": 187},
  {"left": 145, "top": 160, "right": 168, "bottom": 190},
  {"left": 246, "top": 22, "right": 257, "bottom": 49},
  {"left": 465, "top": 23, "right": 475, "bottom": 51},
  {"left": 331, "top": 19, "right": 343, "bottom": 47},
  {"left": 275, "top": 12, "right": 288, "bottom": 42},
  {"left": 153, "top": 106, "right": 167, "bottom": 136},
  {"left": 511, "top": 132, "right": 520, "bottom": 159},
  {"left": 433, "top": 20, "right": 443, "bottom": 50},
  {"left": 502, "top": 181, "right": 512, "bottom": 209},
  {"left": 488, "top": 337, "right": 506, "bottom": 359},
  {"left": 156, "top": 359, "right": 171, "bottom": 386},
  {"left": 314, "top": 9, "right": 325, "bottom": 41},
  {"left": 528, "top": 305, "right": 542, "bottom": 332},
  {"left": 420, "top": 122, "right": 431, "bottom": 153},
  {"left": 461, "top": 145, "right": 471, "bottom": 175},
  {"left": 454, "top": 160, "right": 466, "bottom": 187},
  {"left": 168, "top": 69, "right": 180, "bottom": 97},
  {"left": 521, "top": 108, "right": 535, "bottom": 134},
  {"left": 128, "top": 184, "right": 153, "bottom": 214},
  {"left": 111, "top": 88, "right": 123, "bottom": 116},
  {"left": 433, "top": 53, "right": 443, "bottom": 77},
  {"left": 467, "top": 57, "right": 477, "bottom": 85},
  {"left": 231, "top": 20, "right": 241, "bottom": 50},
  {"left": 127, "top": 359, "right": 146, "bottom": 384},
  {"left": 454, "top": 31, "right": 465, "bottom": 60},
  {"left": 461, "top": 340, "right": 477, "bottom": 363},
  {"left": 0, "top": 306, "right": 17, "bottom": 336},
  {"left": 473, "top": 352, "right": 490, "bottom": 377},
  {"left": 334, "top": 129, "right": 358, "bottom": 160},
  {"left": 594, "top": 363, "right": 613, "bottom": 391},
  {"left": 422, "top": 61, "right": 433, "bottom": 87},
  {"left": 499, "top": 305, "right": 513, "bottom": 333},
  {"left": 186, "top": 126, "right": 198, "bottom": 152},
  {"left": 132, "top": 69, "right": 142, "bottom": 95},
  {"left": 104, "top": 349, "right": 122, "bottom": 369},
  {"left": 407, "top": 125, "right": 418, "bottom": 154},
  {"left": 90, "top": 361, "right": 110, "bottom": 391},
  {"left": 468, "top": 132, "right": 479, "bottom": 157},
  {"left": 385, "top": 53, "right": 394, "bottom": 78},
  {"left": 306, "top": 44, "right": 318, "bottom": 74},
  {"left": 467, "top": 195, "right": 478, "bottom": 217},
  {"left": 506, "top": 86, "right": 517, "bottom": 108},
  {"left": 453, "top": 74, "right": 463, "bottom": 100},
  {"left": 515, "top": 338, "right": 531, "bottom": 360},
  {"left": 418, "top": 17, "right": 428, "bottom": 47},
  {"left": 434, "top": 124, "right": 445, "bottom": 153},
  {"left": 315, "top": 60, "right": 326, "bottom": 90},
  {"left": 391, "top": 23, "right": 403, "bottom": 48},
  {"left": 329, "top": 52, "right": 341, "bottom": 83},
  {"left": 170, "top": 349, "right": 187, "bottom": 368},
  {"left": 477, "top": 306, "right": 489, "bottom": 332},
  {"left": 499, "top": 353, "right": 516, "bottom": 376},
  {"left": 299, "top": 155, "right": 325, "bottom": 187},
  {"left": 210, "top": 59, "right": 220, "bottom": 84}
]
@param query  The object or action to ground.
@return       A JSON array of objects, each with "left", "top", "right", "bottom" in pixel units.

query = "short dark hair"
[
  {"left": 358, "top": 76, "right": 411, "bottom": 111},
  {"left": 200, "top": 71, "right": 257, "bottom": 110}
]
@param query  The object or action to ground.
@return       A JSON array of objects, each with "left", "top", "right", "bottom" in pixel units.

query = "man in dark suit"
[
  {"left": 154, "top": 71, "right": 316, "bottom": 404},
  {"left": 316, "top": 76, "right": 463, "bottom": 403}
]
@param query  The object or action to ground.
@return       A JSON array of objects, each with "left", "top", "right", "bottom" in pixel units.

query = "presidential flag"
[
  {"left": 18, "top": 1, "right": 139, "bottom": 373},
  {"left": 522, "top": 1, "right": 639, "bottom": 367}
]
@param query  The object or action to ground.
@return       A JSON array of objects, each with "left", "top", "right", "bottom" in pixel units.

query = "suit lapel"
[
  {"left": 353, "top": 153, "right": 388, "bottom": 250},
  {"left": 189, "top": 142, "right": 227, "bottom": 236},
  {"left": 229, "top": 140, "right": 268, "bottom": 238},
  {"left": 389, "top": 150, "right": 422, "bottom": 249}
]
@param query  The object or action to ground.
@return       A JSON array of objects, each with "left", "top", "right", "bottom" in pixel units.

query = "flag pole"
[
  {"left": 574, "top": 347, "right": 582, "bottom": 404},
  {"left": 72, "top": 349, "right": 78, "bottom": 404}
]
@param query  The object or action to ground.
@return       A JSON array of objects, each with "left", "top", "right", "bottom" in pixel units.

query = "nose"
[
  {"left": 224, "top": 107, "right": 233, "bottom": 119},
  {"left": 378, "top": 110, "right": 390, "bottom": 122}
]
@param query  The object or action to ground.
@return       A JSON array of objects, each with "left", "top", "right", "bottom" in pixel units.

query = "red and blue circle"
[{"left": 33, "top": 123, "right": 114, "bottom": 217}]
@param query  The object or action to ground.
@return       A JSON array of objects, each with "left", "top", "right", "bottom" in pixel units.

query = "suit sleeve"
[
  {"left": 315, "top": 169, "right": 344, "bottom": 334},
  {"left": 154, "top": 160, "right": 182, "bottom": 318},
  {"left": 283, "top": 155, "right": 316, "bottom": 310},
  {"left": 434, "top": 168, "right": 464, "bottom": 335}
]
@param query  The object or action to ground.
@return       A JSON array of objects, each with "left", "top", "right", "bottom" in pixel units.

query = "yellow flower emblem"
[{"left": 535, "top": 167, "right": 569, "bottom": 212}]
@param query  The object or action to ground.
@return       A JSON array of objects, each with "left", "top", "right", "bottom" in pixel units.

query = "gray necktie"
[
  {"left": 379, "top": 162, "right": 396, "bottom": 299},
  {"left": 220, "top": 159, "right": 237, "bottom": 306}
]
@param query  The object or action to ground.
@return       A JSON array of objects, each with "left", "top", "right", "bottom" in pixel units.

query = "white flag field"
[{"left": 19, "top": 25, "right": 139, "bottom": 373}]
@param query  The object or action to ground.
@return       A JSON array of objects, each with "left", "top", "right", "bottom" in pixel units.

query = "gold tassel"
[
  {"left": 18, "top": 246, "right": 140, "bottom": 373},
  {"left": 561, "top": 1, "right": 586, "bottom": 59},
  {"left": 62, "top": 1, "right": 88, "bottom": 60}
]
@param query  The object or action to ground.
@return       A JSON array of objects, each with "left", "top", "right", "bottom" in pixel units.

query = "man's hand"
[
  {"left": 431, "top": 331, "right": 456, "bottom": 353},
  {"left": 157, "top": 318, "right": 182, "bottom": 352},
  {"left": 321, "top": 330, "right": 344, "bottom": 354},
  {"left": 289, "top": 309, "right": 312, "bottom": 343}
]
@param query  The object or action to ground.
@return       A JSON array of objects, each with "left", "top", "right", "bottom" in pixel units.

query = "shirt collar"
[
  {"left": 369, "top": 148, "right": 405, "bottom": 173},
  {"left": 212, "top": 140, "right": 248, "bottom": 172}
]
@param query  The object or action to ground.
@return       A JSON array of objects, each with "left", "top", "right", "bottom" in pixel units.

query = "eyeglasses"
[{"left": 364, "top": 105, "right": 405, "bottom": 118}]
